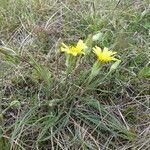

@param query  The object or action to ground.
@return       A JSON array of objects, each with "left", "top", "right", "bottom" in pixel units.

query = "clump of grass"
[{"left": 0, "top": 0, "right": 150, "bottom": 149}]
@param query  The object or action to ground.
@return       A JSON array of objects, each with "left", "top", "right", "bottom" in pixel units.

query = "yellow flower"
[
  {"left": 93, "top": 46, "right": 119, "bottom": 63},
  {"left": 61, "top": 40, "right": 87, "bottom": 56}
]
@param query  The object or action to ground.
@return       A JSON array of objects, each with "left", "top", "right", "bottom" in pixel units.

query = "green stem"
[
  {"left": 65, "top": 54, "right": 76, "bottom": 76},
  {"left": 87, "top": 60, "right": 102, "bottom": 84}
]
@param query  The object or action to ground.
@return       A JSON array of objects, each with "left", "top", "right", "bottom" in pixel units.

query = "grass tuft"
[{"left": 0, "top": 0, "right": 149, "bottom": 149}]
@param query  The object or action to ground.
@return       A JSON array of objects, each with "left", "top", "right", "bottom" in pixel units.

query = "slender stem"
[{"left": 87, "top": 60, "right": 102, "bottom": 84}]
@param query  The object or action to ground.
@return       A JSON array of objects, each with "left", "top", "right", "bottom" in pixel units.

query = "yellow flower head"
[
  {"left": 61, "top": 40, "right": 87, "bottom": 56},
  {"left": 93, "top": 46, "right": 118, "bottom": 63}
]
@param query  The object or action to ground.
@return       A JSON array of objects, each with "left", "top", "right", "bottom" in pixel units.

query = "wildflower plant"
[
  {"left": 0, "top": 33, "right": 137, "bottom": 149},
  {"left": 60, "top": 36, "right": 120, "bottom": 86}
]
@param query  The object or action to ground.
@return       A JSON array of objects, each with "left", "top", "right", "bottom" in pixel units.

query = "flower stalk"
[{"left": 88, "top": 60, "right": 102, "bottom": 84}]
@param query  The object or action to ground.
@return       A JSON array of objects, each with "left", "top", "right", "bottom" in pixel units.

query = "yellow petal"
[
  {"left": 61, "top": 43, "right": 69, "bottom": 48},
  {"left": 76, "top": 40, "right": 87, "bottom": 50},
  {"left": 103, "top": 47, "right": 109, "bottom": 52},
  {"left": 111, "top": 57, "right": 119, "bottom": 61},
  {"left": 61, "top": 43, "right": 70, "bottom": 52},
  {"left": 61, "top": 47, "right": 67, "bottom": 52},
  {"left": 93, "top": 46, "right": 102, "bottom": 56},
  {"left": 111, "top": 51, "right": 117, "bottom": 55},
  {"left": 103, "top": 47, "right": 117, "bottom": 56}
]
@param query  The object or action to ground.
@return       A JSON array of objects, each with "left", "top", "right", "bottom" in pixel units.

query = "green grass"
[{"left": 0, "top": 0, "right": 150, "bottom": 149}]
